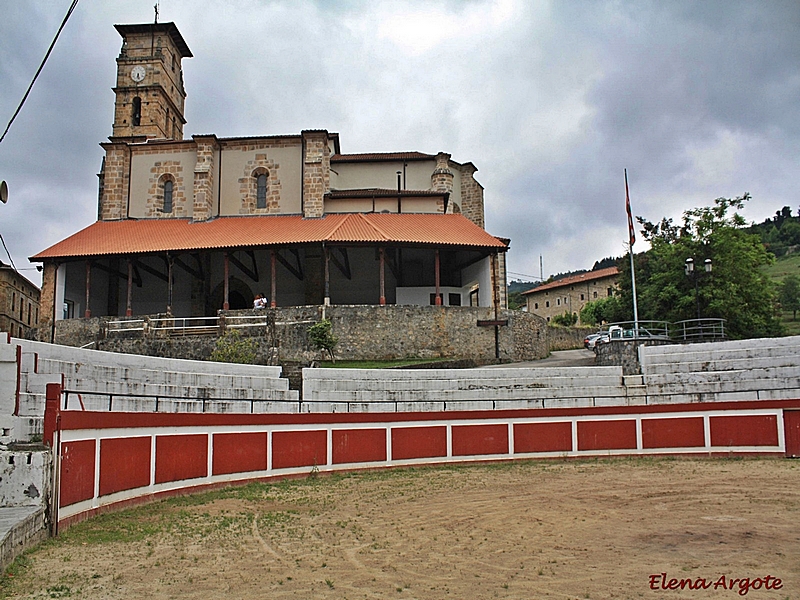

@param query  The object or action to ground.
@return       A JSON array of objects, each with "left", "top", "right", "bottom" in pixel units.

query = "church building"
[{"left": 32, "top": 21, "right": 509, "bottom": 332}]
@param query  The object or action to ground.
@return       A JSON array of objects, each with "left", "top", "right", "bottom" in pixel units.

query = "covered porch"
[{"left": 32, "top": 213, "right": 509, "bottom": 335}]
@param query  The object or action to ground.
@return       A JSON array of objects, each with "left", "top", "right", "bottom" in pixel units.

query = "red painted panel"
[
  {"left": 212, "top": 432, "right": 268, "bottom": 475},
  {"left": 60, "top": 439, "right": 96, "bottom": 507},
  {"left": 577, "top": 420, "right": 637, "bottom": 451},
  {"left": 641, "top": 417, "right": 705, "bottom": 449},
  {"left": 57, "top": 398, "right": 800, "bottom": 431},
  {"left": 785, "top": 411, "right": 800, "bottom": 458},
  {"left": 392, "top": 426, "right": 447, "bottom": 460},
  {"left": 710, "top": 415, "right": 779, "bottom": 447},
  {"left": 332, "top": 428, "right": 387, "bottom": 464},
  {"left": 155, "top": 434, "right": 208, "bottom": 484},
  {"left": 99, "top": 437, "right": 151, "bottom": 496},
  {"left": 452, "top": 424, "right": 508, "bottom": 456},
  {"left": 514, "top": 422, "right": 572, "bottom": 453},
  {"left": 272, "top": 430, "right": 327, "bottom": 469}
]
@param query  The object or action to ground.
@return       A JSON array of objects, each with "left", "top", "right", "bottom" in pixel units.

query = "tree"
[
  {"left": 308, "top": 318, "right": 339, "bottom": 362},
  {"left": 579, "top": 295, "right": 628, "bottom": 326},
  {"left": 625, "top": 194, "right": 782, "bottom": 339},
  {"left": 780, "top": 275, "right": 800, "bottom": 320},
  {"left": 551, "top": 311, "right": 578, "bottom": 326}
]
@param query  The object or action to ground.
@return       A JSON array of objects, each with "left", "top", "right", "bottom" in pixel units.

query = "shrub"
[
  {"left": 551, "top": 311, "right": 578, "bottom": 326},
  {"left": 210, "top": 330, "right": 257, "bottom": 364},
  {"left": 308, "top": 319, "right": 338, "bottom": 362}
]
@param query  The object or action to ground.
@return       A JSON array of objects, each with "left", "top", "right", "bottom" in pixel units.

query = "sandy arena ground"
[{"left": 2, "top": 458, "right": 799, "bottom": 599}]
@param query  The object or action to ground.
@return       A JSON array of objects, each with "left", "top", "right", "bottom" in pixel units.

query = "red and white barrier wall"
[{"left": 43, "top": 384, "right": 800, "bottom": 529}]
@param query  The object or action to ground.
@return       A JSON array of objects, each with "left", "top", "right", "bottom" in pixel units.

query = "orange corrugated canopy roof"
[{"left": 31, "top": 213, "right": 508, "bottom": 260}]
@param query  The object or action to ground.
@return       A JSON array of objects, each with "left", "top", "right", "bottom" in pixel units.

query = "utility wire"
[
  {"left": 0, "top": 233, "right": 18, "bottom": 272},
  {"left": 0, "top": 0, "right": 80, "bottom": 145}
]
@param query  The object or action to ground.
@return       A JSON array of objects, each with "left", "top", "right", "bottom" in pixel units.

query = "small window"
[
  {"left": 163, "top": 180, "right": 174, "bottom": 213},
  {"left": 557, "top": 298, "right": 561, "bottom": 306},
  {"left": 11, "top": 293, "right": 15, "bottom": 311},
  {"left": 132, "top": 97, "right": 141, "bottom": 126},
  {"left": 534, "top": 302, "right": 538, "bottom": 310},
  {"left": 429, "top": 293, "right": 443, "bottom": 305},
  {"left": 165, "top": 108, "right": 170, "bottom": 133},
  {"left": 607, "top": 287, "right": 613, "bottom": 297},
  {"left": 580, "top": 293, "right": 585, "bottom": 301},
  {"left": 256, "top": 173, "right": 268, "bottom": 209},
  {"left": 27, "top": 304, "right": 31, "bottom": 325},
  {"left": 546, "top": 316, "right": 550, "bottom": 322},
  {"left": 593, "top": 291, "right": 598, "bottom": 299},
  {"left": 448, "top": 293, "right": 461, "bottom": 306},
  {"left": 545, "top": 301, "right": 550, "bottom": 308}
]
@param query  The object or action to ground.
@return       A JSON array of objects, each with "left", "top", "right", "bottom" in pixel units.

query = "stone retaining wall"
[{"left": 43, "top": 306, "right": 549, "bottom": 364}]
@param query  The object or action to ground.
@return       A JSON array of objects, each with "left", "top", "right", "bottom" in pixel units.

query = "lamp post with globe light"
[{"left": 685, "top": 257, "right": 712, "bottom": 321}]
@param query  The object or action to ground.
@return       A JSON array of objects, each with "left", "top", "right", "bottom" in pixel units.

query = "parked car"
[{"left": 584, "top": 332, "right": 605, "bottom": 349}]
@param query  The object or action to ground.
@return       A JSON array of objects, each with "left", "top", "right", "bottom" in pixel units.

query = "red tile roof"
[
  {"left": 331, "top": 152, "right": 435, "bottom": 163},
  {"left": 326, "top": 188, "right": 445, "bottom": 199},
  {"left": 522, "top": 266, "right": 619, "bottom": 295},
  {"left": 31, "top": 214, "right": 508, "bottom": 261}
]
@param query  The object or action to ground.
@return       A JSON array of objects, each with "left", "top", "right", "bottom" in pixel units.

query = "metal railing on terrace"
[
  {"left": 602, "top": 318, "right": 726, "bottom": 343},
  {"left": 106, "top": 313, "right": 317, "bottom": 337}
]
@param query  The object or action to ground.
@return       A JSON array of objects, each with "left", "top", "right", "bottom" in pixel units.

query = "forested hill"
[{"left": 747, "top": 206, "right": 800, "bottom": 257}]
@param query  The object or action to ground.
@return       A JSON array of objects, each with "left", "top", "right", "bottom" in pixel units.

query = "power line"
[
  {"left": 0, "top": 233, "right": 18, "bottom": 272},
  {"left": 0, "top": 0, "right": 80, "bottom": 145}
]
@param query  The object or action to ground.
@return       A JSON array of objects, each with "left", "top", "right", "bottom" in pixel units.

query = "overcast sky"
[{"left": 1, "top": 0, "right": 799, "bottom": 287}]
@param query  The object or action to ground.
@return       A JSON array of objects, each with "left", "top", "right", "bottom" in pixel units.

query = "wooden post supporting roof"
[
  {"left": 434, "top": 249, "right": 442, "bottom": 306},
  {"left": 379, "top": 247, "right": 386, "bottom": 306},
  {"left": 223, "top": 251, "right": 230, "bottom": 311},
  {"left": 270, "top": 250, "right": 277, "bottom": 308},
  {"left": 125, "top": 258, "right": 133, "bottom": 317},
  {"left": 84, "top": 260, "right": 91, "bottom": 318}
]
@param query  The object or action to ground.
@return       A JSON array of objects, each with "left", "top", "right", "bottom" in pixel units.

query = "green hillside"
[{"left": 764, "top": 253, "right": 800, "bottom": 335}]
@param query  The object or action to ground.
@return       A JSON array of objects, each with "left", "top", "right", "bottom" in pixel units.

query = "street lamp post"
[{"left": 685, "top": 257, "right": 712, "bottom": 320}]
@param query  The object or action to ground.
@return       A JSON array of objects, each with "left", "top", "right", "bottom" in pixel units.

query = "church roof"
[{"left": 31, "top": 214, "right": 508, "bottom": 261}]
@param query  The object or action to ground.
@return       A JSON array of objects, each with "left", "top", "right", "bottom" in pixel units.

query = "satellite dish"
[{"left": 0, "top": 181, "right": 7, "bottom": 204}]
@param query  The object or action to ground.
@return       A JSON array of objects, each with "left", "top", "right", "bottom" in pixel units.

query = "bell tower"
[{"left": 111, "top": 22, "right": 192, "bottom": 140}]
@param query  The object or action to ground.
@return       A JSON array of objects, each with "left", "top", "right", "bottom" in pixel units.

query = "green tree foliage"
[
  {"left": 308, "top": 318, "right": 339, "bottom": 362},
  {"left": 210, "top": 330, "right": 257, "bottom": 364},
  {"left": 579, "top": 295, "right": 628, "bottom": 326},
  {"left": 622, "top": 194, "right": 782, "bottom": 339},
  {"left": 780, "top": 275, "right": 800, "bottom": 320},
  {"left": 550, "top": 311, "right": 578, "bottom": 326}
]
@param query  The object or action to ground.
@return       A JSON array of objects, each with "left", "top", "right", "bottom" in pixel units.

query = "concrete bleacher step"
[
  {"left": 644, "top": 365, "right": 800, "bottom": 386},
  {"left": 307, "top": 385, "right": 627, "bottom": 404},
  {"left": 302, "top": 366, "right": 623, "bottom": 381},
  {"left": 35, "top": 360, "right": 288, "bottom": 390},
  {"left": 303, "top": 374, "right": 624, "bottom": 394},
  {"left": 644, "top": 354, "right": 800, "bottom": 376},
  {"left": 642, "top": 336, "right": 800, "bottom": 365}
]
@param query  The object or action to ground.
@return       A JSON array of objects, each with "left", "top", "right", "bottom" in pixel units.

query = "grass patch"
[{"left": 317, "top": 358, "right": 452, "bottom": 369}]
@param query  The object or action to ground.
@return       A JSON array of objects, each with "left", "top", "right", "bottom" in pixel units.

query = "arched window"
[
  {"left": 256, "top": 173, "right": 268, "bottom": 209},
  {"left": 163, "top": 180, "right": 174, "bottom": 213},
  {"left": 132, "top": 97, "right": 141, "bottom": 126}
]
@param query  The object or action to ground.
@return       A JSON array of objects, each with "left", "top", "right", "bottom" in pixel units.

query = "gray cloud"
[{"left": 1, "top": 0, "right": 798, "bottom": 287}]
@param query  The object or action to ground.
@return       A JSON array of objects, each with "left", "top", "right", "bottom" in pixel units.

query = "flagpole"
[{"left": 625, "top": 169, "right": 640, "bottom": 336}]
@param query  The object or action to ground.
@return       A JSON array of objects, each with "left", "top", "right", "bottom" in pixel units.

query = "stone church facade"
[{"left": 32, "top": 21, "right": 509, "bottom": 338}]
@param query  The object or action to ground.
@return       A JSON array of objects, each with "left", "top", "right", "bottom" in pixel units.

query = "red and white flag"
[{"left": 625, "top": 168, "right": 635, "bottom": 247}]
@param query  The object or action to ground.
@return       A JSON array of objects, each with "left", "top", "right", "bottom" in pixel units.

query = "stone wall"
[
  {"left": 595, "top": 339, "right": 674, "bottom": 375},
  {"left": 546, "top": 326, "right": 592, "bottom": 351},
  {"left": 46, "top": 305, "right": 549, "bottom": 365}
]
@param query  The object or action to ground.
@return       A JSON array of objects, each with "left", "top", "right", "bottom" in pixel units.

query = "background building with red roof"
[
  {"left": 32, "top": 21, "right": 509, "bottom": 338},
  {"left": 522, "top": 266, "right": 619, "bottom": 324}
]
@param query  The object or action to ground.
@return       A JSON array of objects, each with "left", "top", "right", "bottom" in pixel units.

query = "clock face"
[{"left": 130, "top": 66, "right": 146, "bottom": 83}]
